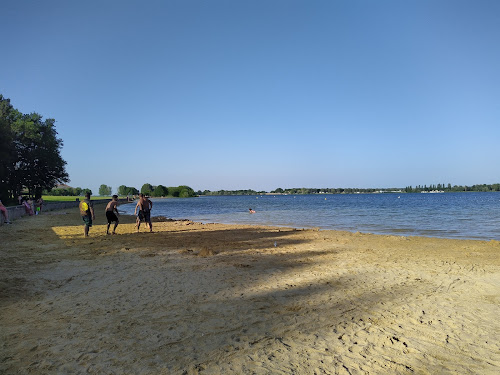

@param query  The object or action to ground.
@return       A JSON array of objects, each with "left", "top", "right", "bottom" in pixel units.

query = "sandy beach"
[{"left": 1, "top": 203, "right": 499, "bottom": 374}]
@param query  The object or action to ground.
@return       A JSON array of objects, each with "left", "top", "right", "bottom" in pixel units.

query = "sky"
[{"left": 2, "top": 0, "right": 499, "bottom": 193}]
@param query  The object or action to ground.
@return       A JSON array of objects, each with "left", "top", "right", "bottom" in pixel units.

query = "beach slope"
[{"left": 1, "top": 205, "right": 499, "bottom": 374}]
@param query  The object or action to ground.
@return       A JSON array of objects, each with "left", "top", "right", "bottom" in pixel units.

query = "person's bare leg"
[
  {"left": 1, "top": 210, "right": 10, "bottom": 223},
  {"left": 84, "top": 225, "right": 89, "bottom": 237},
  {"left": 107, "top": 223, "right": 111, "bottom": 235},
  {"left": 113, "top": 221, "right": 118, "bottom": 234}
]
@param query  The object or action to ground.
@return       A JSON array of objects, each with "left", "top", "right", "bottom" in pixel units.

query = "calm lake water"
[{"left": 119, "top": 192, "right": 500, "bottom": 240}]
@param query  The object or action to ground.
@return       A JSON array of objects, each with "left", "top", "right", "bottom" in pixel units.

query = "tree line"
[
  {"left": 200, "top": 189, "right": 266, "bottom": 196},
  {"left": 404, "top": 183, "right": 500, "bottom": 193},
  {"left": 271, "top": 187, "right": 384, "bottom": 194},
  {"left": 45, "top": 186, "right": 93, "bottom": 196},
  {"left": 200, "top": 188, "right": 394, "bottom": 195},
  {"left": 199, "top": 184, "right": 500, "bottom": 196},
  {"left": 0, "top": 95, "right": 68, "bottom": 202},
  {"left": 47, "top": 183, "right": 198, "bottom": 198},
  {"left": 117, "top": 183, "right": 196, "bottom": 198}
]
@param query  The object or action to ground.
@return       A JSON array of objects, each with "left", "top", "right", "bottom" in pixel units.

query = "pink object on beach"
[{"left": 24, "top": 201, "right": 34, "bottom": 216}]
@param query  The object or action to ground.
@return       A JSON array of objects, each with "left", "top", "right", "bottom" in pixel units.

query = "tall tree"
[
  {"left": 152, "top": 185, "right": 168, "bottom": 197},
  {"left": 118, "top": 185, "right": 138, "bottom": 196},
  {"left": 178, "top": 185, "right": 195, "bottom": 198},
  {"left": 141, "top": 183, "right": 153, "bottom": 196},
  {"left": 81, "top": 188, "right": 93, "bottom": 196},
  {"left": 99, "top": 184, "right": 112, "bottom": 196},
  {"left": 0, "top": 95, "right": 15, "bottom": 201},
  {"left": 10, "top": 112, "right": 69, "bottom": 199},
  {"left": 117, "top": 185, "right": 128, "bottom": 196}
]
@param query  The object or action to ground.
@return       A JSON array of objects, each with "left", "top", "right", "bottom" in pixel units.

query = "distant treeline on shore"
[
  {"left": 44, "top": 182, "right": 500, "bottom": 199},
  {"left": 44, "top": 183, "right": 197, "bottom": 198},
  {"left": 45, "top": 186, "right": 93, "bottom": 196},
  {"left": 134, "top": 183, "right": 196, "bottom": 198},
  {"left": 404, "top": 183, "right": 500, "bottom": 193},
  {"left": 199, "top": 183, "right": 500, "bottom": 196}
]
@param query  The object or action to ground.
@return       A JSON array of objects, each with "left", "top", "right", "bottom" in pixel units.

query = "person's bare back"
[
  {"left": 106, "top": 200, "right": 118, "bottom": 212},
  {"left": 135, "top": 194, "right": 153, "bottom": 232},
  {"left": 137, "top": 196, "right": 152, "bottom": 212}
]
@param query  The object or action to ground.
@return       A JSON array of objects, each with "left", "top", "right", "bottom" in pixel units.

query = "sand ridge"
[{"left": 1, "top": 204, "right": 499, "bottom": 374}]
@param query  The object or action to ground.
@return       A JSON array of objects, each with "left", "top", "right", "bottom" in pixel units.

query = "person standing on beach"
[
  {"left": 105, "top": 195, "right": 120, "bottom": 235},
  {"left": 36, "top": 197, "right": 44, "bottom": 214},
  {"left": 79, "top": 192, "right": 95, "bottom": 237},
  {"left": 23, "top": 197, "right": 34, "bottom": 215},
  {"left": 27, "top": 197, "right": 35, "bottom": 216},
  {"left": 134, "top": 193, "right": 153, "bottom": 232},
  {"left": 0, "top": 200, "right": 11, "bottom": 224}
]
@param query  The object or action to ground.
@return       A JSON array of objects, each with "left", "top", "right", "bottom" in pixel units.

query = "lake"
[{"left": 119, "top": 192, "right": 500, "bottom": 241}]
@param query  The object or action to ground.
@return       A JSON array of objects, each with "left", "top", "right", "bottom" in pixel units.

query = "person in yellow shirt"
[{"left": 79, "top": 192, "right": 95, "bottom": 237}]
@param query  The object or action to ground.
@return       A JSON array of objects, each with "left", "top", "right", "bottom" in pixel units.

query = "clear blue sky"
[{"left": 2, "top": 0, "right": 499, "bottom": 193}]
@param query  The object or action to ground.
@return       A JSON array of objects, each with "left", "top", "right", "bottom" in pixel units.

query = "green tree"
[
  {"left": 7, "top": 107, "right": 68, "bottom": 199},
  {"left": 81, "top": 188, "right": 93, "bottom": 196},
  {"left": 179, "top": 185, "right": 195, "bottom": 198},
  {"left": 141, "top": 183, "right": 153, "bottom": 196},
  {"left": 117, "top": 185, "right": 127, "bottom": 196},
  {"left": 153, "top": 185, "right": 168, "bottom": 197},
  {"left": 168, "top": 186, "right": 181, "bottom": 197},
  {"left": 127, "top": 187, "right": 139, "bottom": 195},
  {"left": 0, "top": 95, "right": 15, "bottom": 201},
  {"left": 118, "top": 185, "right": 139, "bottom": 196},
  {"left": 99, "top": 184, "right": 112, "bottom": 196}
]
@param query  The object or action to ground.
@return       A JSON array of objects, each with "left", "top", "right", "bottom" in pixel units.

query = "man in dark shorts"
[
  {"left": 79, "top": 192, "right": 95, "bottom": 237},
  {"left": 134, "top": 193, "right": 153, "bottom": 232},
  {"left": 105, "top": 195, "right": 120, "bottom": 235}
]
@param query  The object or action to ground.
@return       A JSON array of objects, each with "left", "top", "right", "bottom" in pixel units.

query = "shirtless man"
[
  {"left": 134, "top": 193, "right": 153, "bottom": 232},
  {"left": 105, "top": 195, "right": 120, "bottom": 235}
]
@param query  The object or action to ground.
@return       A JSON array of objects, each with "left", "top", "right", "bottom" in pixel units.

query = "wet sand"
[{"left": 1, "top": 204, "right": 499, "bottom": 374}]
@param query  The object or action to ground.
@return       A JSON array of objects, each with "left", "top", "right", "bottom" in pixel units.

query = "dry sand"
[{"left": 1, "top": 203, "right": 499, "bottom": 374}]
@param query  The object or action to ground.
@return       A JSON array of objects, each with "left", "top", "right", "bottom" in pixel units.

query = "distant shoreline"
[{"left": 199, "top": 190, "right": 500, "bottom": 196}]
